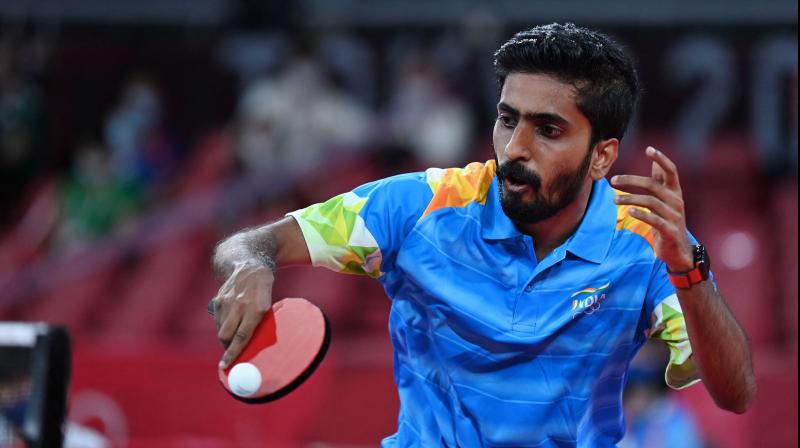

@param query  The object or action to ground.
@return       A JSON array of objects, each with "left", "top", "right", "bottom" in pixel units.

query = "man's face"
[{"left": 493, "top": 72, "right": 595, "bottom": 225}]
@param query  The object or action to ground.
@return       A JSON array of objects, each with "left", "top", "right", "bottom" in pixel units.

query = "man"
[{"left": 211, "top": 23, "right": 757, "bottom": 447}]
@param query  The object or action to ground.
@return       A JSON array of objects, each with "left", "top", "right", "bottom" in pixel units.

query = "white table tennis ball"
[{"left": 228, "top": 362, "right": 262, "bottom": 397}]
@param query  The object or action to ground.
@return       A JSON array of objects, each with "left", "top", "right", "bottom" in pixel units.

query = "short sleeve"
[
  {"left": 287, "top": 172, "right": 433, "bottom": 278},
  {"left": 645, "top": 231, "right": 712, "bottom": 390},
  {"left": 647, "top": 292, "right": 700, "bottom": 390}
]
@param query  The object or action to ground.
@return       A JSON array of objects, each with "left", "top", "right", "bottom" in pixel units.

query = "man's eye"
[
  {"left": 498, "top": 114, "right": 515, "bottom": 128},
  {"left": 538, "top": 125, "right": 563, "bottom": 138}
]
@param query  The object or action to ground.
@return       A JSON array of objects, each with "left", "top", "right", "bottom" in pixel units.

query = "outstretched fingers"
[
  {"left": 611, "top": 174, "right": 684, "bottom": 210},
  {"left": 613, "top": 192, "right": 681, "bottom": 224},
  {"left": 611, "top": 146, "right": 694, "bottom": 271},
  {"left": 611, "top": 147, "right": 686, "bottom": 216}
]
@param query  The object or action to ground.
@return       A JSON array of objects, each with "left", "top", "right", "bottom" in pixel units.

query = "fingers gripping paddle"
[{"left": 208, "top": 298, "right": 331, "bottom": 404}]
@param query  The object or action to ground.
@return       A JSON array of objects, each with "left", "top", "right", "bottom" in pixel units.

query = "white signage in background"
[
  {"left": 751, "top": 35, "right": 799, "bottom": 169},
  {"left": 68, "top": 390, "right": 128, "bottom": 448},
  {"left": 666, "top": 35, "right": 735, "bottom": 164},
  {"left": 664, "top": 33, "right": 798, "bottom": 171}
]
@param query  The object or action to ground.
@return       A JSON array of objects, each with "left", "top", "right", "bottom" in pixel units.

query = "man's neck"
[{"left": 518, "top": 181, "right": 595, "bottom": 262}]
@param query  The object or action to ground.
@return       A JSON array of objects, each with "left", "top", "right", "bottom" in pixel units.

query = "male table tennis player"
[{"left": 211, "top": 23, "right": 757, "bottom": 447}]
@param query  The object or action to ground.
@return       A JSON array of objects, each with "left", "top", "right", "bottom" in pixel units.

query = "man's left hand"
[{"left": 611, "top": 146, "right": 694, "bottom": 272}]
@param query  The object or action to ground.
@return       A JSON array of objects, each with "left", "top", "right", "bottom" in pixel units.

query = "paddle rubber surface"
[{"left": 212, "top": 297, "right": 330, "bottom": 404}]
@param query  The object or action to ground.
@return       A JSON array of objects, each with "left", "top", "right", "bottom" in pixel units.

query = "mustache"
[{"left": 497, "top": 161, "right": 541, "bottom": 190}]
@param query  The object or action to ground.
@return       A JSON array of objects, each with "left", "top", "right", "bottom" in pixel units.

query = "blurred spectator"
[
  {"left": 620, "top": 342, "right": 704, "bottom": 448},
  {"left": 174, "top": 48, "right": 376, "bottom": 209},
  {"left": 385, "top": 49, "right": 473, "bottom": 167},
  {"left": 216, "top": 32, "right": 289, "bottom": 91},
  {"left": 104, "top": 74, "right": 180, "bottom": 195},
  {"left": 0, "top": 34, "right": 46, "bottom": 226},
  {"left": 316, "top": 31, "right": 378, "bottom": 106},
  {"left": 52, "top": 139, "right": 142, "bottom": 251},
  {"left": 234, "top": 55, "right": 372, "bottom": 176}
]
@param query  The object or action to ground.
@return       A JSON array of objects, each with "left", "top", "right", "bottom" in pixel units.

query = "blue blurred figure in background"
[{"left": 620, "top": 342, "right": 704, "bottom": 448}]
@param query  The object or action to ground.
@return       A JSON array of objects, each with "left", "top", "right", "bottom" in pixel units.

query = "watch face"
[{"left": 694, "top": 244, "right": 710, "bottom": 275}]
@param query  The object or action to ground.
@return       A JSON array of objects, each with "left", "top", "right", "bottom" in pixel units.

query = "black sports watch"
[{"left": 667, "top": 244, "right": 711, "bottom": 289}]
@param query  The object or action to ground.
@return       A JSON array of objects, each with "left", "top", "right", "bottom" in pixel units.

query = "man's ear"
[{"left": 590, "top": 138, "right": 619, "bottom": 180}]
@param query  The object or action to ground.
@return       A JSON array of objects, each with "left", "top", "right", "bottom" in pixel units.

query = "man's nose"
[{"left": 504, "top": 122, "right": 534, "bottom": 162}]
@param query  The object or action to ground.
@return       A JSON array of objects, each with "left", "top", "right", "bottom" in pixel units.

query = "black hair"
[{"left": 494, "top": 23, "right": 640, "bottom": 144}]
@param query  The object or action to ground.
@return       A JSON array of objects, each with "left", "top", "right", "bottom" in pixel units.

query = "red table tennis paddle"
[{"left": 207, "top": 297, "right": 330, "bottom": 404}]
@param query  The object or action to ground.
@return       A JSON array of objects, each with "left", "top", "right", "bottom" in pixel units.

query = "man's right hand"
[{"left": 212, "top": 261, "right": 275, "bottom": 369}]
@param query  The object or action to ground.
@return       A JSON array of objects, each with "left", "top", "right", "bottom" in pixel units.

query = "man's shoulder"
[
  {"left": 423, "top": 160, "right": 497, "bottom": 190},
  {"left": 420, "top": 160, "right": 497, "bottom": 218},
  {"left": 361, "top": 160, "right": 495, "bottom": 193}
]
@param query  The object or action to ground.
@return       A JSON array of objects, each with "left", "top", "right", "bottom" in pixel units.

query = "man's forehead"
[{"left": 499, "top": 72, "right": 580, "bottom": 114}]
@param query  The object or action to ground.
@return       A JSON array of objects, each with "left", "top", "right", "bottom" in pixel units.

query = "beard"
[{"left": 496, "top": 145, "right": 593, "bottom": 225}]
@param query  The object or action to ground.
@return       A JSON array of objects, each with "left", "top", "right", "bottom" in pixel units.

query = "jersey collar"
[
  {"left": 563, "top": 178, "right": 617, "bottom": 264},
  {"left": 481, "top": 176, "right": 617, "bottom": 264},
  {"left": 481, "top": 178, "right": 524, "bottom": 240}
]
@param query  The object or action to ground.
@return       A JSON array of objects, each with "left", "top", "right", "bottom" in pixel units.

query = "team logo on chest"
[{"left": 570, "top": 282, "right": 610, "bottom": 319}]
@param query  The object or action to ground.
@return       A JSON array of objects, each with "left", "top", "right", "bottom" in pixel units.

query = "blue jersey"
[{"left": 288, "top": 160, "right": 700, "bottom": 447}]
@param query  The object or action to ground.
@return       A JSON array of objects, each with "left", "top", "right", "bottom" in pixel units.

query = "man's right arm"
[
  {"left": 210, "top": 167, "right": 447, "bottom": 367},
  {"left": 211, "top": 216, "right": 310, "bottom": 369}
]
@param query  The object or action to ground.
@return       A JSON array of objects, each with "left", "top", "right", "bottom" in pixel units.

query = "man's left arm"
[{"left": 612, "top": 146, "right": 757, "bottom": 414}]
